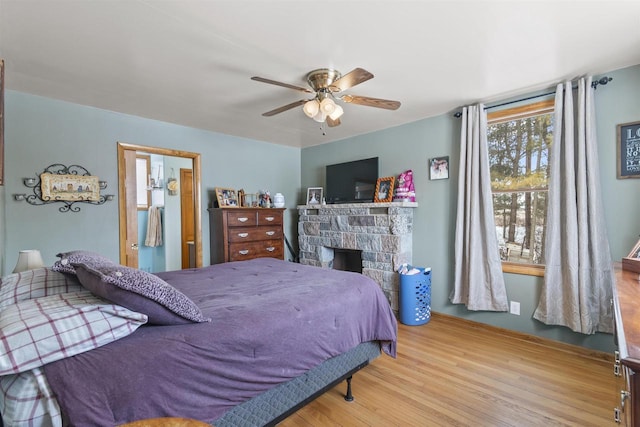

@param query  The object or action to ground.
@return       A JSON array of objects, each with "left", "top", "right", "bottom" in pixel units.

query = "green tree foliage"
[{"left": 487, "top": 113, "right": 553, "bottom": 264}]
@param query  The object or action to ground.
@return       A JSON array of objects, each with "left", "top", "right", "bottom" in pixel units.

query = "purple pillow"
[
  {"left": 73, "top": 263, "right": 210, "bottom": 325},
  {"left": 52, "top": 250, "right": 114, "bottom": 275}
]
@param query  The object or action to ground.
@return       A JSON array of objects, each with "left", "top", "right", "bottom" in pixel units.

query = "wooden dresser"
[
  {"left": 613, "top": 263, "right": 640, "bottom": 425},
  {"left": 208, "top": 208, "right": 285, "bottom": 264}
]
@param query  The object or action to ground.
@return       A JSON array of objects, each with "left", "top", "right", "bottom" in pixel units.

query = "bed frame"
[{"left": 212, "top": 341, "right": 381, "bottom": 427}]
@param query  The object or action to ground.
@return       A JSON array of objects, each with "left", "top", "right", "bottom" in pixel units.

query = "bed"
[{"left": 0, "top": 253, "right": 397, "bottom": 426}]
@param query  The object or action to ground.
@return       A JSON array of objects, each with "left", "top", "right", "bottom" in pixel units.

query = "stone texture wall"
[{"left": 297, "top": 202, "right": 416, "bottom": 311}]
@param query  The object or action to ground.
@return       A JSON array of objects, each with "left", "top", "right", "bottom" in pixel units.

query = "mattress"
[{"left": 42, "top": 258, "right": 397, "bottom": 425}]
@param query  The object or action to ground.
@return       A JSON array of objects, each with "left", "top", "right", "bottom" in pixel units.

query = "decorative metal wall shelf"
[{"left": 14, "top": 164, "right": 114, "bottom": 213}]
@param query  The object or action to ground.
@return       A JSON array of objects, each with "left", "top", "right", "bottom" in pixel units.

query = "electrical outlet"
[{"left": 510, "top": 301, "right": 521, "bottom": 315}]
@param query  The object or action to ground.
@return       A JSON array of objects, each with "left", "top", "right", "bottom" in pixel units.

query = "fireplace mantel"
[
  {"left": 297, "top": 201, "right": 417, "bottom": 311},
  {"left": 296, "top": 201, "right": 418, "bottom": 210}
]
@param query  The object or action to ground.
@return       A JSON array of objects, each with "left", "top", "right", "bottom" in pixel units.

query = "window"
[{"left": 487, "top": 100, "right": 554, "bottom": 276}]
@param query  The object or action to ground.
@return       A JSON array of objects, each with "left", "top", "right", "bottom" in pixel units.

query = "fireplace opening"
[{"left": 332, "top": 248, "right": 363, "bottom": 273}]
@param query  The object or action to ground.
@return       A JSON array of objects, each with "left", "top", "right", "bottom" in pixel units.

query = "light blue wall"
[
  {"left": 301, "top": 64, "right": 640, "bottom": 353},
  {"left": 3, "top": 65, "right": 638, "bottom": 353},
  {"left": 3, "top": 91, "right": 301, "bottom": 273}
]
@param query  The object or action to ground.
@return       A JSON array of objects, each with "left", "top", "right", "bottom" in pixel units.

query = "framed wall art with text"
[{"left": 617, "top": 120, "right": 640, "bottom": 179}]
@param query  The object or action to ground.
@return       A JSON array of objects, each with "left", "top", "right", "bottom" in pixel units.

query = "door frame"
[{"left": 117, "top": 142, "right": 203, "bottom": 269}]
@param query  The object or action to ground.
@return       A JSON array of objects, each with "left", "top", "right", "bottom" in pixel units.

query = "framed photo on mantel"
[{"left": 306, "top": 187, "right": 322, "bottom": 205}]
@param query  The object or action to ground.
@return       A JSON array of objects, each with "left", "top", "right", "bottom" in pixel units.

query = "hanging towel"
[{"left": 145, "top": 206, "right": 163, "bottom": 247}]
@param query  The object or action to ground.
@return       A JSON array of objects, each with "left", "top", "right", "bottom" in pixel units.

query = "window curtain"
[
  {"left": 533, "top": 76, "right": 614, "bottom": 334},
  {"left": 450, "top": 104, "right": 508, "bottom": 311}
]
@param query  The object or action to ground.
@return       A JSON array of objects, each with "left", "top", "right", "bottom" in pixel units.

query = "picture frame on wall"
[
  {"left": 214, "top": 187, "right": 238, "bottom": 208},
  {"left": 306, "top": 187, "right": 323, "bottom": 205},
  {"left": 374, "top": 176, "right": 395, "bottom": 203},
  {"left": 617, "top": 121, "right": 640, "bottom": 179},
  {"left": 429, "top": 156, "right": 449, "bottom": 180},
  {"left": 40, "top": 173, "right": 100, "bottom": 201}
]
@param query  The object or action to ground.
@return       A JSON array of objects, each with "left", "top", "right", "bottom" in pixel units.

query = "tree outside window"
[{"left": 487, "top": 100, "right": 554, "bottom": 276}]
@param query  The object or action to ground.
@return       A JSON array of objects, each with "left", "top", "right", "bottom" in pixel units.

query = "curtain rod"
[{"left": 452, "top": 76, "right": 613, "bottom": 118}]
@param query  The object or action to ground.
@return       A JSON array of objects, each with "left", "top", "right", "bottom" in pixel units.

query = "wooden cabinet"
[
  {"left": 208, "top": 208, "right": 285, "bottom": 263},
  {"left": 612, "top": 263, "right": 640, "bottom": 425}
]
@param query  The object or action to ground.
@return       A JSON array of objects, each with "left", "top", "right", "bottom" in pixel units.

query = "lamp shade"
[
  {"left": 13, "top": 250, "right": 45, "bottom": 273},
  {"left": 320, "top": 97, "right": 336, "bottom": 115},
  {"left": 303, "top": 100, "right": 320, "bottom": 118},
  {"left": 329, "top": 104, "right": 344, "bottom": 120},
  {"left": 312, "top": 110, "right": 327, "bottom": 122}
]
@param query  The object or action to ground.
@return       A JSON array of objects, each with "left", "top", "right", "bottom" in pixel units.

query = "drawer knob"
[
  {"left": 238, "top": 233, "right": 249, "bottom": 238},
  {"left": 238, "top": 217, "right": 249, "bottom": 222},
  {"left": 239, "top": 250, "right": 249, "bottom": 255},
  {"left": 265, "top": 217, "right": 274, "bottom": 221},
  {"left": 266, "top": 231, "right": 275, "bottom": 236},
  {"left": 266, "top": 247, "right": 275, "bottom": 252}
]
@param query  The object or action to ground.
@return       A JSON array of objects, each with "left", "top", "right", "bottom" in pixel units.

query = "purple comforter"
[{"left": 43, "top": 258, "right": 397, "bottom": 425}]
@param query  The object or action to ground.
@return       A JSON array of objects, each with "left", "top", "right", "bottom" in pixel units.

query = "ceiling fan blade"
[
  {"left": 326, "top": 116, "right": 341, "bottom": 127},
  {"left": 251, "top": 76, "right": 313, "bottom": 93},
  {"left": 341, "top": 95, "right": 401, "bottom": 110},
  {"left": 329, "top": 68, "right": 373, "bottom": 92},
  {"left": 262, "top": 99, "right": 307, "bottom": 117}
]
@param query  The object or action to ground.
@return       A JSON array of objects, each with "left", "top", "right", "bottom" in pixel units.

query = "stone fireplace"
[{"left": 297, "top": 202, "right": 417, "bottom": 311}]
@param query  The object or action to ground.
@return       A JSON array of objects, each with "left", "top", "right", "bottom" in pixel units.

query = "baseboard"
[{"left": 430, "top": 311, "right": 614, "bottom": 363}]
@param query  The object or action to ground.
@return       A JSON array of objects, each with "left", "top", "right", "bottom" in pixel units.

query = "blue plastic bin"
[{"left": 399, "top": 267, "right": 431, "bottom": 326}]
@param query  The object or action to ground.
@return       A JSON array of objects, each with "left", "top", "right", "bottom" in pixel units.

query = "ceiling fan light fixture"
[
  {"left": 253, "top": 67, "right": 400, "bottom": 129},
  {"left": 329, "top": 104, "right": 344, "bottom": 120},
  {"left": 303, "top": 100, "right": 319, "bottom": 118},
  {"left": 312, "top": 110, "right": 326, "bottom": 123},
  {"left": 320, "top": 97, "right": 336, "bottom": 115}
]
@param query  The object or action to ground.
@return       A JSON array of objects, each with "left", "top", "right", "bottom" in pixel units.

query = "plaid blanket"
[
  {"left": 0, "top": 367, "right": 61, "bottom": 427},
  {"left": 0, "top": 290, "right": 147, "bottom": 376},
  {"left": 0, "top": 290, "right": 148, "bottom": 426}
]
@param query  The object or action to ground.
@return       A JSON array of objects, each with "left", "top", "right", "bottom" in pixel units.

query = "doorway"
[{"left": 117, "top": 142, "right": 202, "bottom": 270}]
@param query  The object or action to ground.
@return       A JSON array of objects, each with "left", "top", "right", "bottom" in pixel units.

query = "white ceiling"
[{"left": 2, "top": 1, "right": 640, "bottom": 149}]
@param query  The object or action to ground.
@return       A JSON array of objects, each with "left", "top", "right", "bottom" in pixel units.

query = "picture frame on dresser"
[{"left": 214, "top": 187, "right": 238, "bottom": 208}]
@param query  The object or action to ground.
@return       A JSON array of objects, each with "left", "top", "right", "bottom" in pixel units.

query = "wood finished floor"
[{"left": 279, "top": 313, "right": 617, "bottom": 427}]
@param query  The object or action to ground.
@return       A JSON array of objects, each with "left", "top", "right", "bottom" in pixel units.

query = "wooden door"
[
  {"left": 118, "top": 142, "right": 203, "bottom": 270},
  {"left": 120, "top": 148, "right": 139, "bottom": 267},
  {"left": 180, "top": 168, "right": 194, "bottom": 268}
]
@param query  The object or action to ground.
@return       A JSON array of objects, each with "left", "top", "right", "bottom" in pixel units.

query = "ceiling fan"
[{"left": 251, "top": 68, "right": 401, "bottom": 127}]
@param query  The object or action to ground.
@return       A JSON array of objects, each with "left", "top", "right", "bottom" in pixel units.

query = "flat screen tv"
[{"left": 326, "top": 157, "right": 379, "bottom": 204}]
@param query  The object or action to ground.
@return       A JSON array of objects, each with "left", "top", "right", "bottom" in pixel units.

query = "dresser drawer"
[
  {"left": 226, "top": 211, "right": 257, "bottom": 227},
  {"left": 228, "top": 226, "right": 283, "bottom": 243},
  {"left": 228, "top": 240, "right": 284, "bottom": 261},
  {"left": 258, "top": 210, "right": 282, "bottom": 226},
  {"left": 209, "top": 207, "right": 286, "bottom": 264}
]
